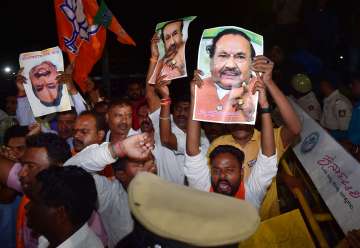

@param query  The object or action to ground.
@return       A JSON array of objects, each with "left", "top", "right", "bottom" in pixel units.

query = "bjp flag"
[{"left": 54, "top": 0, "right": 136, "bottom": 92}]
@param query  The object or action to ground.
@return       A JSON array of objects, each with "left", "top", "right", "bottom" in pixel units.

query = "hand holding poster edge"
[
  {"left": 19, "top": 46, "right": 72, "bottom": 117},
  {"left": 193, "top": 26, "right": 263, "bottom": 124}
]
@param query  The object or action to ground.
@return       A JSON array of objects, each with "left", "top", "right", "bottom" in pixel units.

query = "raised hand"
[
  {"left": 113, "top": 133, "right": 154, "bottom": 160},
  {"left": 190, "top": 70, "right": 204, "bottom": 98},
  {"left": 154, "top": 74, "right": 171, "bottom": 99},
  {"left": 56, "top": 70, "right": 77, "bottom": 95},
  {"left": 253, "top": 72, "right": 269, "bottom": 108},
  {"left": 16, "top": 68, "right": 26, "bottom": 96},
  {"left": 150, "top": 33, "right": 160, "bottom": 61},
  {"left": 251, "top": 55, "right": 274, "bottom": 85}
]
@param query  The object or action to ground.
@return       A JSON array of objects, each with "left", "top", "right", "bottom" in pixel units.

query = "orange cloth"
[
  {"left": 54, "top": 0, "right": 135, "bottom": 92},
  {"left": 16, "top": 196, "right": 39, "bottom": 248},
  {"left": 194, "top": 77, "right": 256, "bottom": 123}
]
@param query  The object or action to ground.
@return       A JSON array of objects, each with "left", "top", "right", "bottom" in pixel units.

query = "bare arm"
[
  {"left": 252, "top": 56, "right": 301, "bottom": 148},
  {"left": 254, "top": 73, "right": 276, "bottom": 156},
  {"left": 155, "top": 78, "right": 178, "bottom": 150},
  {"left": 146, "top": 33, "right": 161, "bottom": 113},
  {"left": 186, "top": 71, "right": 203, "bottom": 156}
]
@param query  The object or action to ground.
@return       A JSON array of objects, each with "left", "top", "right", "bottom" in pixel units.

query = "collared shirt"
[
  {"left": 215, "top": 83, "right": 231, "bottom": 100},
  {"left": 292, "top": 91, "right": 322, "bottom": 121},
  {"left": 65, "top": 143, "right": 133, "bottom": 248},
  {"left": 149, "top": 108, "right": 209, "bottom": 185},
  {"left": 184, "top": 149, "right": 278, "bottom": 210},
  {"left": 38, "top": 223, "right": 103, "bottom": 248},
  {"left": 320, "top": 90, "right": 353, "bottom": 131},
  {"left": 105, "top": 128, "right": 140, "bottom": 142}
]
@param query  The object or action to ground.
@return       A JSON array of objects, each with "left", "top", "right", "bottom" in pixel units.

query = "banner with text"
[{"left": 291, "top": 99, "right": 360, "bottom": 233}]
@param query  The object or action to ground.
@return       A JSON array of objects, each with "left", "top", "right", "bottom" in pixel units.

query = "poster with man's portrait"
[
  {"left": 194, "top": 26, "right": 264, "bottom": 124},
  {"left": 19, "top": 46, "right": 71, "bottom": 117},
  {"left": 148, "top": 16, "right": 197, "bottom": 84}
]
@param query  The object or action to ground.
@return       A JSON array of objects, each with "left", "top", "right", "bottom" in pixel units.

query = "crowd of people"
[{"left": 1, "top": 2, "right": 360, "bottom": 247}]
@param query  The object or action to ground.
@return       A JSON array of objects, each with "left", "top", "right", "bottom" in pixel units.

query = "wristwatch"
[{"left": 259, "top": 106, "right": 272, "bottom": 114}]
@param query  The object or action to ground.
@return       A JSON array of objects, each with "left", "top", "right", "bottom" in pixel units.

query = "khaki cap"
[{"left": 128, "top": 172, "right": 260, "bottom": 247}]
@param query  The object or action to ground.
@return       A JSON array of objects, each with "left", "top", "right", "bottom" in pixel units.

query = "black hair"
[
  {"left": 26, "top": 133, "right": 71, "bottom": 166},
  {"left": 108, "top": 98, "right": 132, "bottom": 111},
  {"left": 3, "top": 125, "right": 29, "bottom": 146},
  {"left": 78, "top": 110, "right": 106, "bottom": 132},
  {"left": 209, "top": 145, "right": 245, "bottom": 169},
  {"left": 112, "top": 157, "right": 128, "bottom": 172},
  {"left": 36, "top": 166, "right": 97, "bottom": 227},
  {"left": 57, "top": 107, "right": 77, "bottom": 119},
  {"left": 207, "top": 29, "right": 256, "bottom": 59},
  {"left": 160, "top": 19, "right": 184, "bottom": 43}
]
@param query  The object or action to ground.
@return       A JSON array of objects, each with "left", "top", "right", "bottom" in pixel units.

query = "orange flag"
[{"left": 54, "top": 0, "right": 135, "bottom": 92}]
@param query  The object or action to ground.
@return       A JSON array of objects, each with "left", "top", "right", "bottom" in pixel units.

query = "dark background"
[{"left": 0, "top": 0, "right": 358, "bottom": 98}]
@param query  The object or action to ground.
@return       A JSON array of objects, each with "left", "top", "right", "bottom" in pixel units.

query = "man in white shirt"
[
  {"left": 185, "top": 71, "right": 278, "bottom": 210},
  {"left": 28, "top": 166, "right": 103, "bottom": 248},
  {"left": 319, "top": 77, "right": 353, "bottom": 140},
  {"left": 145, "top": 39, "right": 209, "bottom": 184},
  {"left": 64, "top": 132, "right": 155, "bottom": 247}
]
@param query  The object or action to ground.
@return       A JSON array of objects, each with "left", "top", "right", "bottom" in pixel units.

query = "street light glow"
[{"left": 4, "top": 67, "right": 11, "bottom": 73}]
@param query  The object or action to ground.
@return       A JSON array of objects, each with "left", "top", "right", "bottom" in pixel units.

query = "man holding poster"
[
  {"left": 148, "top": 16, "right": 196, "bottom": 84},
  {"left": 194, "top": 27, "right": 262, "bottom": 124}
]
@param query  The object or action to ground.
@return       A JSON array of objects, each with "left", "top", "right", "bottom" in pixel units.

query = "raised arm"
[
  {"left": 186, "top": 70, "right": 203, "bottom": 156},
  {"left": 254, "top": 74, "right": 276, "bottom": 156},
  {"left": 154, "top": 75, "right": 178, "bottom": 150},
  {"left": 252, "top": 56, "right": 301, "bottom": 148},
  {"left": 64, "top": 133, "right": 154, "bottom": 172},
  {"left": 146, "top": 33, "right": 161, "bottom": 113},
  {"left": 15, "top": 68, "right": 36, "bottom": 125}
]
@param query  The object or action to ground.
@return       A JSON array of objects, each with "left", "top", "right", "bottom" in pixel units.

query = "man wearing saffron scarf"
[{"left": 185, "top": 71, "right": 277, "bottom": 210}]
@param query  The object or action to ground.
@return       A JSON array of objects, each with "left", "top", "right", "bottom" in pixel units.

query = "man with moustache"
[
  {"left": 0, "top": 133, "right": 109, "bottom": 247},
  {"left": 149, "top": 19, "right": 187, "bottom": 84},
  {"left": 186, "top": 72, "right": 277, "bottom": 211},
  {"left": 105, "top": 99, "right": 140, "bottom": 143},
  {"left": 29, "top": 61, "right": 63, "bottom": 107},
  {"left": 72, "top": 111, "right": 106, "bottom": 154},
  {"left": 194, "top": 29, "right": 258, "bottom": 123}
]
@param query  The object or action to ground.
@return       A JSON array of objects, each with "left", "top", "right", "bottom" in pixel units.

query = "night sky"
[{"left": 0, "top": 0, "right": 355, "bottom": 96}]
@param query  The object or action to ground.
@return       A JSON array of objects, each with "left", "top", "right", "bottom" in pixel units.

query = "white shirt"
[
  {"left": 105, "top": 128, "right": 140, "bottom": 142},
  {"left": 38, "top": 223, "right": 103, "bottom": 248},
  {"left": 215, "top": 83, "right": 231, "bottom": 100},
  {"left": 150, "top": 108, "right": 209, "bottom": 185},
  {"left": 184, "top": 149, "right": 278, "bottom": 210},
  {"left": 291, "top": 91, "right": 322, "bottom": 121},
  {"left": 64, "top": 143, "right": 133, "bottom": 248},
  {"left": 320, "top": 90, "right": 353, "bottom": 130}
]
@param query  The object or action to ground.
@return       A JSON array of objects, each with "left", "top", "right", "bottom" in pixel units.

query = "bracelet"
[
  {"left": 259, "top": 106, "right": 272, "bottom": 114},
  {"left": 159, "top": 116, "right": 170, "bottom": 120},
  {"left": 109, "top": 143, "right": 118, "bottom": 159},
  {"left": 353, "top": 144, "right": 359, "bottom": 154},
  {"left": 160, "top": 98, "right": 171, "bottom": 105}
]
